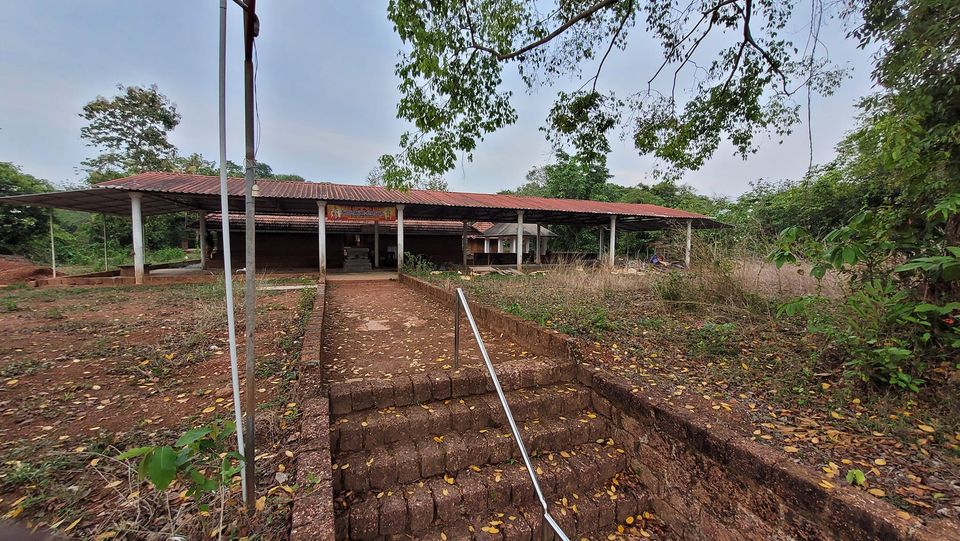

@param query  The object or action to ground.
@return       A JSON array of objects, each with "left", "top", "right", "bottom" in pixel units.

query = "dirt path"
[{"left": 322, "top": 280, "right": 542, "bottom": 381}]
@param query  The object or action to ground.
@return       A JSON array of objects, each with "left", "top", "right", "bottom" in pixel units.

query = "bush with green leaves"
[
  {"left": 116, "top": 419, "right": 243, "bottom": 500},
  {"left": 773, "top": 222, "right": 960, "bottom": 392},
  {"left": 401, "top": 251, "right": 435, "bottom": 275},
  {"left": 691, "top": 322, "right": 738, "bottom": 357}
]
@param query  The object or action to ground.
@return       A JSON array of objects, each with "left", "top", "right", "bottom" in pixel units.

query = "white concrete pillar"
[
  {"left": 374, "top": 221, "right": 380, "bottom": 268},
  {"left": 397, "top": 204, "right": 405, "bottom": 271},
  {"left": 516, "top": 210, "right": 524, "bottom": 271},
  {"left": 130, "top": 193, "right": 145, "bottom": 284},
  {"left": 198, "top": 211, "right": 208, "bottom": 270},
  {"left": 535, "top": 224, "right": 541, "bottom": 265},
  {"left": 48, "top": 210, "right": 57, "bottom": 278},
  {"left": 318, "top": 201, "right": 327, "bottom": 273},
  {"left": 609, "top": 215, "right": 617, "bottom": 267},
  {"left": 685, "top": 219, "right": 692, "bottom": 268},
  {"left": 483, "top": 237, "right": 490, "bottom": 252}
]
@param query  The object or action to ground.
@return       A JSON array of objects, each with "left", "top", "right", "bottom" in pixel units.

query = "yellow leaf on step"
[
  {"left": 255, "top": 496, "right": 266, "bottom": 512},
  {"left": 63, "top": 517, "right": 82, "bottom": 532},
  {"left": 868, "top": 488, "right": 886, "bottom": 497}
]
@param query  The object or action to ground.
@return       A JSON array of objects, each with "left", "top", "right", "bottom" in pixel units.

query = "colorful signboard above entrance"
[{"left": 326, "top": 204, "right": 397, "bottom": 222}]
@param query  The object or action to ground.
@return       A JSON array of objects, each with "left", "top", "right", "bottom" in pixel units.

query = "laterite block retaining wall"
[
  {"left": 400, "top": 274, "right": 959, "bottom": 541},
  {"left": 290, "top": 281, "right": 336, "bottom": 540}
]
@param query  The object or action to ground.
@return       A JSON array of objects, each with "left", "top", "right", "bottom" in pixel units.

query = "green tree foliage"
[
  {"left": 381, "top": 0, "right": 847, "bottom": 186},
  {"left": 80, "top": 84, "right": 181, "bottom": 175},
  {"left": 770, "top": 0, "right": 960, "bottom": 390},
  {"left": 0, "top": 163, "right": 53, "bottom": 255},
  {"left": 366, "top": 166, "right": 449, "bottom": 191},
  {"left": 221, "top": 160, "right": 306, "bottom": 181}
]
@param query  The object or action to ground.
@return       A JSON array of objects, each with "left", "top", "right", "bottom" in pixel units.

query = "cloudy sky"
[{"left": 1, "top": 1, "right": 876, "bottom": 197}]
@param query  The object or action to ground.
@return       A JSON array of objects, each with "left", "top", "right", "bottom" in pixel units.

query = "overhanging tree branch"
[
  {"left": 465, "top": 0, "right": 621, "bottom": 61},
  {"left": 592, "top": 0, "right": 634, "bottom": 92}
]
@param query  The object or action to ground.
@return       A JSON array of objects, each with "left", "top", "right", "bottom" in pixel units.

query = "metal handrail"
[{"left": 453, "top": 288, "right": 570, "bottom": 541}]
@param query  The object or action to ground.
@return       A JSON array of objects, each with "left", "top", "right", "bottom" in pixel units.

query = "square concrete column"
[
  {"left": 318, "top": 201, "right": 327, "bottom": 273},
  {"left": 374, "top": 221, "right": 380, "bottom": 268},
  {"left": 198, "top": 211, "right": 208, "bottom": 270},
  {"left": 609, "top": 215, "right": 617, "bottom": 267},
  {"left": 685, "top": 219, "right": 692, "bottom": 268},
  {"left": 130, "top": 193, "right": 145, "bottom": 284},
  {"left": 516, "top": 210, "right": 524, "bottom": 271},
  {"left": 397, "top": 204, "right": 405, "bottom": 271}
]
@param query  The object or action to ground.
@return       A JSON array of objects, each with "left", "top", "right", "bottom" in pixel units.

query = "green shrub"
[
  {"left": 652, "top": 271, "right": 688, "bottom": 302},
  {"left": 778, "top": 280, "right": 959, "bottom": 392},
  {"left": 116, "top": 419, "right": 243, "bottom": 498},
  {"left": 147, "top": 246, "right": 187, "bottom": 264},
  {"left": 401, "top": 252, "right": 435, "bottom": 275},
  {"left": 691, "top": 322, "right": 738, "bottom": 357}
]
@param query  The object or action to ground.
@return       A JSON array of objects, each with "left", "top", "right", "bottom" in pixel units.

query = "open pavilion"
[{"left": 0, "top": 172, "right": 724, "bottom": 284}]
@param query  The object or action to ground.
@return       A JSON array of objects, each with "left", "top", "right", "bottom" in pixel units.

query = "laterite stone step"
[
  {"left": 381, "top": 472, "right": 653, "bottom": 540},
  {"left": 333, "top": 411, "right": 610, "bottom": 492},
  {"left": 328, "top": 359, "right": 576, "bottom": 415},
  {"left": 335, "top": 441, "right": 629, "bottom": 540},
  {"left": 329, "top": 383, "right": 591, "bottom": 453}
]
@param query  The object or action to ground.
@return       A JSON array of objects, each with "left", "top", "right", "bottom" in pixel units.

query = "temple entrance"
[{"left": 336, "top": 230, "right": 397, "bottom": 271}]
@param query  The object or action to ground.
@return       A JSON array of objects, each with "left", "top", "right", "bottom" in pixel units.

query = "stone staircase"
[{"left": 328, "top": 358, "right": 656, "bottom": 540}]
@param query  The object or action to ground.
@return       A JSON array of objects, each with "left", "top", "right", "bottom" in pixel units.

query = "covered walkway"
[{"left": 0, "top": 172, "right": 725, "bottom": 284}]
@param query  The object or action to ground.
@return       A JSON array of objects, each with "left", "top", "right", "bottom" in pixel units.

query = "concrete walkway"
[{"left": 326, "top": 271, "right": 399, "bottom": 282}]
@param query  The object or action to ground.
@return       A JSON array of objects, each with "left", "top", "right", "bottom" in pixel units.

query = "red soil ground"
[{"left": 0, "top": 256, "right": 51, "bottom": 285}]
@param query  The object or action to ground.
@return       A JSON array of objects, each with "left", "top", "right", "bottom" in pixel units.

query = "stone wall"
[
  {"left": 399, "top": 274, "right": 959, "bottom": 541},
  {"left": 290, "top": 280, "right": 336, "bottom": 541}
]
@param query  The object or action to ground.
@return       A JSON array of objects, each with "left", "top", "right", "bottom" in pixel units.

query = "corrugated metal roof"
[
  {"left": 0, "top": 172, "right": 725, "bottom": 231},
  {"left": 480, "top": 223, "right": 557, "bottom": 237},
  {"left": 96, "top": 172, "right": 710, "bottom": 220},
  {"left": 206, "top": 213, "right": 476, "bottom": 234}
]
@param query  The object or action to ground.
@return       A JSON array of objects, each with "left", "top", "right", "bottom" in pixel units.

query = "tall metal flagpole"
[
  {"left": 241, "top": 0, "right": 259, "bottom": 512},
  {"left": 218, "top": 0, "right": 248, "bottom": 497}
]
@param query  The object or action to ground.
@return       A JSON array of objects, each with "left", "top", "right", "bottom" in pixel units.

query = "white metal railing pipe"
[{"left": 453, "top": 288, "right": 570, "bottom": 541}]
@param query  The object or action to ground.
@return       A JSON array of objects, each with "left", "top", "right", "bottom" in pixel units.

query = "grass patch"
[{"left": 422, "top": 264, "right": 960, "bottom": 518}]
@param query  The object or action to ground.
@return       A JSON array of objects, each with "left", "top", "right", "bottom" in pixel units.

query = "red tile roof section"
[{"left": 97, "top": 172, "right": 710, "bottom": 220}]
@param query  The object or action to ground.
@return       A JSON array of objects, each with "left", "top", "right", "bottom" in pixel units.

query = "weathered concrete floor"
[{"left": 321, "top": 280, "right": 543, "bottom": 381}]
